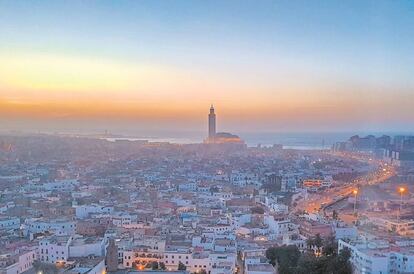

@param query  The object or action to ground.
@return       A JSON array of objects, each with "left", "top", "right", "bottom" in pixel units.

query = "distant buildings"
[
  {"left": 333, "top": 134, "right": 414, "bottom": 168},
  {"left": 332, "top": 134, "right": 390, "bottom": 153},
  {"left": 0, "top": 133, "right": 412, "bottom": 274}
]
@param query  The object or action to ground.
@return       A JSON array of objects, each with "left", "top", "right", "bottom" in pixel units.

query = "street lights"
[
  {"left": 397, "top": 187, "right": 405, "bottom": 223},
  {"left": 353, "top": 189, "right": 358, "bottom": 215}
]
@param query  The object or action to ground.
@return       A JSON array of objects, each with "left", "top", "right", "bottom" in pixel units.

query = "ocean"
[{"left": 104, "top": 131, "right": 398, "bottom": 150}]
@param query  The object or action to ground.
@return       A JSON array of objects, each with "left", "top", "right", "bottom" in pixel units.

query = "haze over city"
[
  {"left": 1, "top": 2, "right": 414, "bottom": 274},
  {"left": 1, "top": 1, "right": 414, "bottom": 135}
]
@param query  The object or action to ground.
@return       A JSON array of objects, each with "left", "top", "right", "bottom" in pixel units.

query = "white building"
[
  {"left": 39, "top": 236, "right": 71, "bottom": 264},
  {"left": 0, "top": 217, "right": 20, "bottom": 230},
  {"left": 371, "top": 217, "right": 414, "bottom": 236},
  {"left": 24, "top": 218, "right": 76, "bottom": 236},
  {"left": 246, "top": 264, "right": 277, "bottom": 274},
  {"left": 263, "top": 214, "right": 291, "bottom": 237},
  {"left": 69, "top": 236, "right": 106, "bottom": 258},
  {"left": 38, "top": 235, "right": 105, "bottom": 264},
  {"left": 338, "top": 238, "right": 414, "bottom": 274},
  {"left": 332, "top": 222, "right": 358, "bottom": 240},
  {"left": 0, "top": 247, "right": 37, "bottom": 274},
  {"left": 75, "top": 204, "right": 114, "bottom": 219}
]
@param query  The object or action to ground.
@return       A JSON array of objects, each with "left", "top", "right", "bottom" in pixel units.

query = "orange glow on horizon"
[{"left": 1, "top": 52, "right": 414, "bottom": 128}]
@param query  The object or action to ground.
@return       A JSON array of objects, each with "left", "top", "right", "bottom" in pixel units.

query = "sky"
[{"left": 0, "top": 0, "right": 414, "bottom": 136}]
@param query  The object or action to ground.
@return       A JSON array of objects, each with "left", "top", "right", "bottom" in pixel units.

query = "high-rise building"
[{"left": 208, "top": 104, "right": 216, "bottom": 141}]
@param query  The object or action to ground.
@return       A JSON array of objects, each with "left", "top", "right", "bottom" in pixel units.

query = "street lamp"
[
  {"left": 397, "top": 187, "right": 405, "bottom": 223},
  {"left": 353, "top": 189, "right": 358, "bottom": 215}
]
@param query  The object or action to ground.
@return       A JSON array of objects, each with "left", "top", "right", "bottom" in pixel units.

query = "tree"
[
  {"left": 307, "top": 234, "right": 323, "bottom": 254},
  {"left": 178, "top": 261, "right": 187, "bottom": 270},
  {"left": 266, "top": 245, "right": 301, "bottom": 274},
  {"left": 322, "top": 236, "right": 337, "bottom": 257},
  {"left": 314, "top": 234, "right": 323, "bottom": 249},
  {"left": 296, "top": 252, "right": 328, "bottom": 274},
  {"left": 326, "top": 249, "right": 352, "bottom": 274},
  {"left": 266, "top": 237, "right": 352, "bottom": 274},
  {"left": 150, "top": 261, "right": 159, "bottom": 270},
  {"left": 159, "top": 262, "right": 166, "bottom": 270},
  {"left": 306, "top": 237, "right": 314, "bottom": 249}
]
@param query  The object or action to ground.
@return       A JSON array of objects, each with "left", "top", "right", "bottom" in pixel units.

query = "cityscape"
[{"left": 1, "top": 1, "right": 414, "bottom": 274}]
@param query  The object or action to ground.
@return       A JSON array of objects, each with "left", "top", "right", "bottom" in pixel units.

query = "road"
[{"left": 294, "top": 160, "right": 395, "bottom": 215}]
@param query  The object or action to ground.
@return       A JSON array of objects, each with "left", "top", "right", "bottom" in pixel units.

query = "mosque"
[{"left": 204, "top": 105, "right": 245, "bottom": 145}]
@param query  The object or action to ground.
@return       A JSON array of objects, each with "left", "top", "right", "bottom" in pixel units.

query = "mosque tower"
[{"left": 208, "top": 104, "right": 216, "bottom": 142}]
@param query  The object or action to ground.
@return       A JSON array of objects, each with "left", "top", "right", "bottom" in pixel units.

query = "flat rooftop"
[{"left": 247, "top": 264, "right": 275, "bottom": 272}]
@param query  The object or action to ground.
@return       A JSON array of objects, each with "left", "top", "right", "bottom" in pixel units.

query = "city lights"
[{"left": 0, "top": 2, "right": 413, "bottom": 274}]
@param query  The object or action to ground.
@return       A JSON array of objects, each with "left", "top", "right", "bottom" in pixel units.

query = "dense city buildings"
[
  {"left": 1, "top": 126, "right": 413, "bottom": 274},
  {"left": 1, "top": 0, "right": 413, "bottom": 273}
]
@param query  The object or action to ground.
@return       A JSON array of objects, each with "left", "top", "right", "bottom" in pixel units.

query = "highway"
[{"left": 294, "top": 159, "right": 395, "bottom": 215}]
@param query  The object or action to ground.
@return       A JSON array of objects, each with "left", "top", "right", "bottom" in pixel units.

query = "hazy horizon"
[{"left": 1, "top": 125, "right": 412, "bottom": 149}]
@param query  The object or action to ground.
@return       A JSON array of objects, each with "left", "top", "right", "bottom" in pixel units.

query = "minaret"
[
  {"left": 208, "top": 105, "right": 216, "bottom": 142},
  {"left": 106, "top": 238, "right": 118, "bottom": 272}
]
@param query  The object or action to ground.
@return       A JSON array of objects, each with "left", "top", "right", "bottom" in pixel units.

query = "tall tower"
[
  {"left": 106, "top": 238, "right": 118, "bottom": 272},
  {"left": 208, "top": 105, "right": 216, "bottom": 141}
]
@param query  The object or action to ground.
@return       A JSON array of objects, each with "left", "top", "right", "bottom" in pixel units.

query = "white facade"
[
  {"left": 24, "top": 218, "right": 76, "bottom": 236},
  {"left": 38, "top": 235, "right": 105, "bottom": 264},
  {"left": 264, "top": 214, "right": 291, "bottom": 237},
  {"left": 0, "top": 217, "right": 20, "bottom": 230},
  {"left": 75, "top": 204, "right": 114, "bottom": 219},
  {"left": 0, "top": 248, "right": 37, "bottom": 274},
  {"left": 338, "top": 239, "right": 414, "bottom": 274},
  {"left": 16, "top": 249, "right": 37, "bottom": 274},
  {"left": 39, "top": 237, "right": 70, "bottom": 264},
  {"left": 332, "top": 224, "right": 358, "bottom": 240},
  {"left": 374, "top": 217, "right": 414, "bottom": 236},
  {"left": 69, "top": 237, "right": 105, "bottom": 258}
]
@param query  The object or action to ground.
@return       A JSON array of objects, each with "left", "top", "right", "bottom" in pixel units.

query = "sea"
[{"left": 104, "top": 131, "right": 403, "bottom": 150}]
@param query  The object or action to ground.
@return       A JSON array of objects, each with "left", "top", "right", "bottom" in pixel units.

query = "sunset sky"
[{"left": 1, "top": 0, "right": 414, "bottom": 135}]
